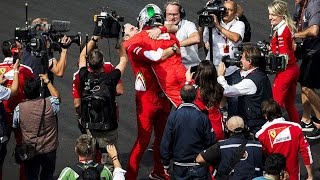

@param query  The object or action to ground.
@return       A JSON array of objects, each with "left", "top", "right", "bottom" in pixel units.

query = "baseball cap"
[{"left": 226, "top": 116, "right": 245, "bottom": 132}]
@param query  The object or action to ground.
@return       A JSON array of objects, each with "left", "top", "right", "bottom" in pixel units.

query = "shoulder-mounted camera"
[{"left": 93, "top": 8, "right": 124, "bottom": 38}]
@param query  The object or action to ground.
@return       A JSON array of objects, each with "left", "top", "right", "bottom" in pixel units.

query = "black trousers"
[
  {"left": 24, "top": 150, "right": 57, "bottom": 180},
  {"left": 171, "top": 164, "right": 210, "bottom": 180}
]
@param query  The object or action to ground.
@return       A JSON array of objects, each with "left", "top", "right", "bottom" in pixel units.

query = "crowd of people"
[{"left": 0, "top": 0, "right": 319, "bottom": 179}]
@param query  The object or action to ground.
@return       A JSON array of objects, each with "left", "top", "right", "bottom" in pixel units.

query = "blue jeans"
[
  {"left": 171, "top": 165, "right": 210, "bottom": 180},
  {"left": 24, "top": 150, "right": 56, "bottom": 180},
  {"left": 225, "top": 70, "right": 241, "bottom": 117}
]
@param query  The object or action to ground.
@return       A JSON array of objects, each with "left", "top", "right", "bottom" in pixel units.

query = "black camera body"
[
  {"left": 198, "top": 0, "right": 226, "bottom": 27},
  {"left": 256, "top": 41, "right": 288, "bottom": 74},
  {"left": 15, "top": 20, "right": 81, "bottom": 56},
  {"left": 93, "top": 10, "right": 124, "bottom": 38},
  {"left": 222, "top": 52, "right": 242, "bottom": 68}
]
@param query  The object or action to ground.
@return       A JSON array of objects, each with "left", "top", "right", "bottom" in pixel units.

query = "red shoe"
[{"left": 148, "top": 172, "right": 170, "bottom": 180}]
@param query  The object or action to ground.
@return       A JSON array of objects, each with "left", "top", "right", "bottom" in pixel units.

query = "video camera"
[
  {"left": 221, "top": 42, "right": 288, "bottom": 74},
  {"left": 197, "top": 0, "right": 226, "bottom": 27},
  {"left": 15, "top": 20, "right": 81, "bottom": 56},
  {"left": 256, "top": 41, "right": 288, "bottom": 74},
  {"left": 93, "top": 8, "right": 124, "bottom": 38}
]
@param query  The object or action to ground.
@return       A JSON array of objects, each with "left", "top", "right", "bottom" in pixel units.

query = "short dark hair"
[
  {"left": 88, "top": 49, "right": 104, "bottom": 71},
  {"left": 261, "top": 99, "right": 282, "bottom": 121},
  {"left": 180, "top": 84, "right": 196, "bottom": 103},
  {"left": 24, "top": 78, "right": 40, "bottom": 100},
  {"left": 1, "top": 39, "right": 16, "bottom": 58},
  {"left": 242, "top": 44, "right": 264, "bottom": 67},
  {"left": 264, "top": 153, "right": 286, "bottom": 175},
  {"left": 82, "top": 166, "right": 100, "bottom": 180}
]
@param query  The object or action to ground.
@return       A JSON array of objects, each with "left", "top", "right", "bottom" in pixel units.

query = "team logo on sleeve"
[
  {"left": 135, "top": 72, "right": 146, "bottom": 91},
  {"left": 0, "top": 68, "right": 6, "bottom": 74},
  {"left": 268, "top": 126, "right": 292, "bottom": 147}
]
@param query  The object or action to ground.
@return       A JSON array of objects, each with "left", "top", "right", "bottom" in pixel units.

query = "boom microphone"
[{"left": 50, "top": 20, "right": 71, "bottom": 32}]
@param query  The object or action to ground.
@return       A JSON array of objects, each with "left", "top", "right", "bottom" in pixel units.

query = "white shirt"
[
  {"left": 175, "top": 19, "right": 201, "bottom": 69},
  {"left": 217, "top": 68, "right": 258, "bottom": 97},
  {"left": 204, "top": 18, "right": 245, "bottom": 76}
]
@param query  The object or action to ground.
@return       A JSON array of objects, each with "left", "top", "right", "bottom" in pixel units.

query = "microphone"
[{"left": 50, "top": 20, "right": 71, "bottom": 32}]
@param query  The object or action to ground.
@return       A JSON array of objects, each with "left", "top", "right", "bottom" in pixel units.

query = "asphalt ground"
[{"left": 0, "top": 0, "right": 319, "bottom": 179}]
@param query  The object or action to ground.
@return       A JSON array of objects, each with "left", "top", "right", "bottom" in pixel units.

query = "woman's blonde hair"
[{"left": 268, "top": 0, "right": 296, "bottom": 33}]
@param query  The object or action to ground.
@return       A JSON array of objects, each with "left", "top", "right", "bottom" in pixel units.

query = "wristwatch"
[{"left": 172, "top": 45, "right": 177, "bottom": 53}]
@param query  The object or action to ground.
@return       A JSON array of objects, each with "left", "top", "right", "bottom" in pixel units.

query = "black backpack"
[
  {"left": 81, "top": 72, "right": 115, "bottom": 131},
  {"left": 71, "top": 162, "right": 105, "bottom": 180}
]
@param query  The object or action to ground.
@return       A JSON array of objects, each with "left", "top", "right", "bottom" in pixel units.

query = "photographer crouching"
[{"left": 217, "top": 44, "right": 273, "bottom": 134}]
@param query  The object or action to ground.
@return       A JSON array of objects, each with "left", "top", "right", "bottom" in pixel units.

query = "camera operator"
[
  {"left": 203, "top": 0, "right": 245, "bottom": 117},
  {"left": 293, "top": 0, "right": 320, "bottom": 139},
  {"left": 77, "top": 33, "right": 128, "bottom": 172},
  {"left": 22, "top": 18, "right": 71, "bottom": 87},
  {"left": 256, "top": 99, "right": 313, "bottom": 180},
  {"left": 196, "top": 116, "right": 264, "bottom": 179},
  {"left": 164, "top": 0, "right": 201, "bottom": 69},
  {"left": 267, "top": 1, "right": 300, "bottom": 123},
  {"left": 217, "top": 44, "right": 273, "bottom": 134},
  {"left": 225, "top": 0, "right": 251, "bottom": 42}
]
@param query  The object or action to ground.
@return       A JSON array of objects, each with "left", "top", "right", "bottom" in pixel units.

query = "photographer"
[
  {"left": 12, "top": 73, "right": 60, "bottom": 180},
  {"left": 58, "top": 134, "right": 125, "bottom": 180},
  {"left": 294, "top": 0, "right": 320, "bottom": 139},
  {"left": 217, "top": 44, "right": 272, "bottom": 134},
  {"left": 185, "top": 60, "right": 225, "bottom": 141},
  {"left": 196, "top": 116, "right": 264, "bottom": 179},
  {"left": 203, "top": 0, "right": 245, "bottom": 117},
  {"left": 22, "top": 18, "right": 71, "bottom": 89},
  {"left": 256, "top": 99, "right": 313, "bottom": 180},
  {"left": 267, "top": 1, "right": 300, "bottom": 123}
]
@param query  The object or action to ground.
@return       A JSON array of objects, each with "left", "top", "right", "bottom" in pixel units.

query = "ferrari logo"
[
  {"left": 0, "top": 68, "right": 6, "bottom": 74},
  {"left": 270, "top": 130, "right": 276, "bottom": 138}
]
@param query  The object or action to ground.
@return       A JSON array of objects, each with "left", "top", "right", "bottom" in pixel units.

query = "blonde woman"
[{"left": 268, "top": 0, "right": 300, "bottom": 123}]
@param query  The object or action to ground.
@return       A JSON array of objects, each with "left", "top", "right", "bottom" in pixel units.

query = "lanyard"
[{"left": 217, "top": 20, "right": 237, "bottom": 44}]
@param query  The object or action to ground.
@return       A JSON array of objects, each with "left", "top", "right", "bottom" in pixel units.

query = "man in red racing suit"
[
  {"left": 123, "top": 25, "right": 173, "bottom": 180},
  {"left": 124, "top": 24, "right": 186, "bottom": 108}
]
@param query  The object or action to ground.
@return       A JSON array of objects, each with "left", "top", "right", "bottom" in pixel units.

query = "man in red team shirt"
[
  {"left": 1, "top": 39, "right": 34, "bottom": 180},
  {"left": 123, "top": 4, "right": 188, "bottom": 179},
  {"left": 256, "top": 99, "right": 313, "bottom": 180}
]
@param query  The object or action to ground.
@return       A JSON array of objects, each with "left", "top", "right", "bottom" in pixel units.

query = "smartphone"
[
  {"left": 190, "top": 65, "right": 198, "bottom": 73},
  {"left": 13, "top": 52, "right": 19, "bottom": 64}
]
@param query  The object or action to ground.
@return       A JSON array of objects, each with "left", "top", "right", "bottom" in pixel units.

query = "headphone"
[{"left": 164, "top": 1, "right": 186, "bottom": 19}]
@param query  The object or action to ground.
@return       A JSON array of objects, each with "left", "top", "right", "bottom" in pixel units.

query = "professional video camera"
[
  {"left": 93, "top": 8, "right": 124, "bottom": 38},
  {"left": 256, "top": 41, "right": 288, "bottom": 74},
  {"left": 222, "top": 52, "right": 242, "bottom": 68},
  {"left": 197, "top": 0, "right": 226, "bottom": 27},
  {"left": 15, "top": 20, "right": 81, "bottom": 56}
]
